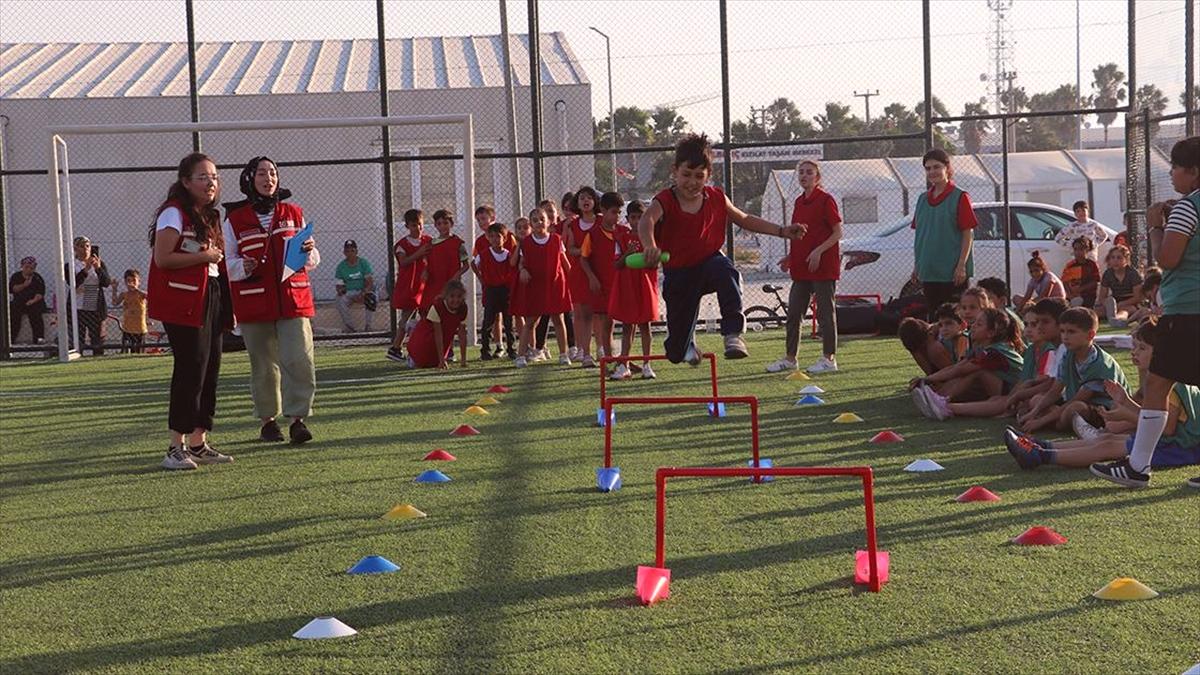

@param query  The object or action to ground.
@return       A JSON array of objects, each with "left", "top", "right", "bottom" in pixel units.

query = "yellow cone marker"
[
  {"left": 475, "top": 396, "right": 500, "bottom": 406},
  {"left": 786, "top": 371, "right": 810, "bottom": 381},
  {"left": 382, "top": 504, "right": 427, "bottom": 520},
  {"left": 833, "top": 412, "right": 864, "bottom": 423},
  {"left": 465, "top": 405, "right": 490, "bottom": 416},
  {"left": 1093, "top": 577, "right": 1158, "bottom": 601}
]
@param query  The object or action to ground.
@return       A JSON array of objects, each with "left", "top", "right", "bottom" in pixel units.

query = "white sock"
[{"left": 1128, "top": 410, "right": 1168, "bottom": 474}]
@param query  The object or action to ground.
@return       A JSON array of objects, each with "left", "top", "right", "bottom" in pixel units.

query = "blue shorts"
[{"left": 1125, "top": 437, "right": 1200, "bottom": 468}]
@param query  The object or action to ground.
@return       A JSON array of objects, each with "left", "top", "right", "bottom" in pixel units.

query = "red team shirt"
[
  {"left": 421, "top": 235, "right": 466, "bottom": 311},
  {"left": 608, "top": 225, "right": 659, "bottom": 324},
  {"left": 566, "top": 216, "right": 599, "bottom": 306},
  {"left": 477, "top": 247, "right": 516, "bottom": 289},
  {"left": 391, "top": 234, "right": 432, "bottom": 310},
  {"left": 579, "top": 226, "right": 619, "bottom": 309},
  {"left": 788, "top": 187, "right": 843, "bottom": 281},
  {"left": 510, "top": 232, "right": 572, "bottom": 317},
  {"left": 407, "top": 297, "right": 468, "bottom": 367},
  {"left": 653, "top": 186, "right": 728, "bottom": 269}
]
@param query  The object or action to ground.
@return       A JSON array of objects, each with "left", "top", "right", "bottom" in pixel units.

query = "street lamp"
[{"left": 589, "top": 26, "right": 616, "bottom": 191}]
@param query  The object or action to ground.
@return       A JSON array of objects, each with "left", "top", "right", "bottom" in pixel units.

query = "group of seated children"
[
  {"left": 383, "top": 193, "right": 660, "bottom": 376},
  {"left": 899, "top": 284, "right": 1198, "bottom": 478},
  {"left": 1014, "top": 240, "right": 1147, "bottom": 329}
]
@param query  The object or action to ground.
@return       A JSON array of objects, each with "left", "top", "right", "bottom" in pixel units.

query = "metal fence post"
[
  {"left": 1001, "top": 120, "right": 1011, "bottom": 296},
  {"left": 922, "top": 0, "right": 933, "bottom": 150},
  {"left": 185, "top": 0, "right": 201, "bottom": 152},
  {"left": 0, "top": 119, "right": 9, "bottom": 360},
  {"left": 376, "top": 0, "right": 398, "bottom": 339},
  {"left": 719, "top": 0, "right": 734, "bottom": 257},
  {"left": 1187, "top": 0, "right": 1196, "bottom": 136},
  {"left": 527, "top": 0, "right": 545, "bottom": 202}
]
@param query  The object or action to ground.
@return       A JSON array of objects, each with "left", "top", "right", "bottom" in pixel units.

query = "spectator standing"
[
  {"left": 67, "top": 236, "right": 111, "bottom": 355},
  {"left": 1054, "top": 200, "right": 1108, "bottom": 260},
  {"left": 111, "top": 269, "right": 148, "bottom": 353}
]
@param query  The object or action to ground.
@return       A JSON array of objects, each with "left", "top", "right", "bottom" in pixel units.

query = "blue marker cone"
[
  {"left": 708, "top": 402, "right": 727, "bottom": 417},
  {"left": 597, "top": 467, "right": 622, "bottom": 492},
  {"left": 596, "top": 408, "right": 616, "bottom": 427},
  {"left": 748, "top": 457, "right": 774, "bottom": 483},
  {"left": 795, "top": 394, "right": 825, "bottom": 406},
  {"left": 414, "top": 469, "right": 452, "bottom": 483},
  {"left": 347, "top": 555, "right": 400, "bottom": 575}
]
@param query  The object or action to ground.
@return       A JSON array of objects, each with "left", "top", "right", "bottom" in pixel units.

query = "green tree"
[
  {"left": 594, "top": 106, "right": 657, "bottom": 192},
  {"left": 959, "top": 100, "right": 991, "bottom": 154},
  {"left": 1135, "top": 84, "right": 1169, "bottom": 133},
  {"left": 650, "top": 106, "right": 688, "bottom": 142},
  {"left": 1028, "top": 84, "right": 1087, "bottom": 149},
  {"left": 1180, "top": 87, "right": 1199, "bottom": 112},
  {"left": 1091, "top": 62, "right": 1127, "bottom": 145}
]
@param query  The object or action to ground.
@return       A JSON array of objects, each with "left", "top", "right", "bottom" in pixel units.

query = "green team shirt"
[
  {"left": 1020, "top": 341, "right": 1059, "bottom": 382},
  {"left": 972, "top": 341, "right": 1024, "bottom": 386},
  {"left": 913, "top": 186, "right": 975, "bottom": 283},
  {"left": 1056, "top": 344, "right": 1128, "bottom": 409},
  {"left": 335, "top": 258, "right": 374, "bottom": 292},
  {"left": 1159, "top": 190, "right": 1200, "bottom": 315},
  {"left": 1164, "top": 383, "right": 1200, "bottom": 449}
]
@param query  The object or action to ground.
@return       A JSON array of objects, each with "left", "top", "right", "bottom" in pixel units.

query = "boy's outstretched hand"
[{"left": 782, "top": 223, "right": 807, "bottom": 239}]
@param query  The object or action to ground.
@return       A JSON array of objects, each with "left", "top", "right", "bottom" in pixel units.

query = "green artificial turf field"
[{"left": 1, "top": 332, "right": 1197, "bottom": 673}]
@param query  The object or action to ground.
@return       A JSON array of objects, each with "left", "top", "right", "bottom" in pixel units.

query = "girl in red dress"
[
  {"left": 387, "top": 208, "right": 432, "bottom": 361},
  {"left": 565, "top": 186, "right": 601, "bottom": 366},
  {"left": 511, "top": 211, "right": 572, "bottom": 367},
  {"left": 406, "top": 279, "right": 468, "bottom": 369},
  {"left": 419, "top": 209, "right": 469, "bottom": 313},
  {"left": 609, "top": 200, "right": 660, "bottom": 380},
  {"left": 580, "top": 192, "right": 623, "bottom": 368}
]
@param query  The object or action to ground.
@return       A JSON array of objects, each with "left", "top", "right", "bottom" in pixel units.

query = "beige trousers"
[{"left": 240, "top": 317, "right": 315, "bottom": 419}]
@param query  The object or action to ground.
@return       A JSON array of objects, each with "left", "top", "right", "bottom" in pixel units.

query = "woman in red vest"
[
  {"left": 221, "top": 157, "right": 321, "bottom": 445},
  {"left": 147, "top": 153, "right": 234, "bottom": 471}
]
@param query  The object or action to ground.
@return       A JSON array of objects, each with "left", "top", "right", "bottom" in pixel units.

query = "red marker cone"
[
  {"left": 636, "top": 566, "right": 671, "bottom": 605},
  {"left": 854, "top": 550, "right": 890, "bottom": 587},
  {"left": 450, "top": 425, "right": 480, "bottom": 436},
  {"left": 423, "top": 449, "right": 456, "bottom": 461},
  {"left": 869, "top": 429, "right": 905, "bottom": 443},
  {"left": 487, "top": 385, "right": 511, "bottom": 394},
  {"left": 1012, "top": 526, "right": 1066, "bottom": 546},
  {"left": 956, "top": 485, "right": 1000, "bottom": 502}
]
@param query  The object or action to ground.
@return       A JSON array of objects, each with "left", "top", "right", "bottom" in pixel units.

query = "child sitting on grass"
[
  {"left": 977, "top": 276, "right": 1024, "bottom": 332},
  {"left": 405, "top": 279, "right": 469, "bottom": 370},
  {"left": 1062, "top": 237, "right": 1101, "bottom": 307},
  {"left": 1013, "top": 252, "right": 1066, "bottom": 314},
  {"left": 1095, "top": 244, "right": 1143, "bottom": 327},
  {"left": 899, "top": 287, "right": 990, "bottom": 375},
  {"left": 1015, "top": 307, "right": 1128, "bottom": 434},
  {"left": 910, "top": 307, "right": 1024, "bottom": 419},
  {"left": 1005, "top": 317, "right": 1200, "bottom": 472},
  {"left": 1126, "top": 267, "right": 1162, "bottom": 324}
]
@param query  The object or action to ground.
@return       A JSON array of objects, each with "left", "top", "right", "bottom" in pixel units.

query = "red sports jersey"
[
  {"left": 788, "top": 187, "right": 843, "bottom": 281},
  {"left": 566, "top": 216, "right": 600, "bottom": 306},
  {"left": 608, "top": 225, "right": 659, "bottom": 324},
  {"left": 510, "top": 232, "right": 572, "bottom": 317},
  {"left": 473, "top": 231, "right": 517, "bottom": 257},
  {"left": 477, "top": 247, "right": 516, "bottom": 288},
  {"left": 421, "top": 235, "right": 465, "bottom": 311},
  {"left": 407, "top": 297, "right": 468, "bottom": 367},
  {"left": 580, "top": 225, "right": 619, "bottom": 309},
  {"left": 653, "top": 186, "right": 728, "bottom": 269},
  {"left": 391, "top": 234, "right": 431, "bottom": 310}
]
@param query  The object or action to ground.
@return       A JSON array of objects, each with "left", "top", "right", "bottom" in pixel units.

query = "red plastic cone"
[
  {"left": 487, "top": 385, "right": 511, "bottom": 394},
  {"left": 854, "top": 550, "right": 890, "bottom": 587},
  {"left": 636, "top": 565, "right": 671, "bottom": 605},
  {"left": 869, "top": 429, "right": 905, "bottom": 443},
  {"left": 1012, "top": 526, "right": 1066, "bottom": 546},
  {"left": 450, "top": 425, "right": 480, "bottom": 436},
  {"left": 423, "top": 449, "right": 456, "bottom": 461},
  {"left": 956, "top": 485, "right": 1000, "bottom": 502}
]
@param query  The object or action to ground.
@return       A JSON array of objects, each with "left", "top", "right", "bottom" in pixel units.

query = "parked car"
[{"left": 837, "top": 202, "right": 1119, "bottom": 300}]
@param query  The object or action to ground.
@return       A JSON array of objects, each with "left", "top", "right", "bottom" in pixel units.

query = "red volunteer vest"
[
  {"left": 147, "top": 201, "right": 218, "bottom": 328},
  {"left": 226, "top": 201, "right": 314, "bottom": 323}
]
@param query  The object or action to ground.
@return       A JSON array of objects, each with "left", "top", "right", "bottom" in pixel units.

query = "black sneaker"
[
  {"left": 480, "top": 349, "right": 494, "bottom": 361},
  {"left": 1186, "top": 476, "right": 1200, "bottom": 489},
  {"left": 1004, "top": 429, "right": 1043, "bottom": 470},
  {"left": 386, "top": 347, "right": 406, "bottom": 362},
  {"left": 493, "top": 346, "right": 503, "bottom": 357},
  {"left": 505, "top": 348, "right": 518, "bottom": 360},
  {"left": 260, "top": 419, "right": 285, "bottom": 442},
  {"left": 188, "top": 442, "right": 234, "bottom": 465},
  {"left": 1089, "top": 458, "right": 1151, "bottom": 488},
  {"left": 290, "top": 419, "right": 313, "bottom": 445}
]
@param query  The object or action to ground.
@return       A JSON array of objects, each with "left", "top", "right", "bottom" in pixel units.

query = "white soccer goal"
[{"left": 49, "top": 114, "right": 476, "bottom": 363}]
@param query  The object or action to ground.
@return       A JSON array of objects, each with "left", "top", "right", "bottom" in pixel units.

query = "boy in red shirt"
[
  {"left": 638, "top": 134, "right": 803, "bottom": 362},
  {"left": 474, "top": 222, "right": 517, "bottom": 360},
  {"left": 420, "top": 209, "right": 469, "bottom": 313},
  {"left": 579, "top": 192, "right": 623, "bottom": 366}
]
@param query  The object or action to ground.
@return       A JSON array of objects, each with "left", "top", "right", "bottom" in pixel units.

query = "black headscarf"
[{"left": 223, "top": 156, "right": 292, "bottom": 214}]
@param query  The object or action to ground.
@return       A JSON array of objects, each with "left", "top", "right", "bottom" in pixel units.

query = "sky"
[{"left": 0, "top": 0, "right": 1192, "bottom": 135}]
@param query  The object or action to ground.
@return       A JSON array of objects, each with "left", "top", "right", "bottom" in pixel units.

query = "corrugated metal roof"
[{"left": 0, "top": 33, "right": 587, "bottom": 99}]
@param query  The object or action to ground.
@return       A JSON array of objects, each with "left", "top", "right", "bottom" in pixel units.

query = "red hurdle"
[
  {"left": 638, "top": 465, "right": 887, "bottom": 604},
  {"left": 603, "top": 396, "right": 761, "bottom": 471},
  {"left": 598, "top": 353, "right": 720, "bottom": 412}
]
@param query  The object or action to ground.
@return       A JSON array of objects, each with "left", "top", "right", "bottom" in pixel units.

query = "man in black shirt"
[{"left": 8, "top": 256, "right": 46, "bottom": 344}]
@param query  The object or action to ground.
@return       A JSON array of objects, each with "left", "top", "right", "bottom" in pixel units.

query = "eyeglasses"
[{"left": 191, "top": 174, "right": 220, "bottom": 182}]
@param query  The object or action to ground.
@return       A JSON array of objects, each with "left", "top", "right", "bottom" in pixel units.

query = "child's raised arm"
[{"left": 724, "top": 195, "right": 805, "bottom": 240}]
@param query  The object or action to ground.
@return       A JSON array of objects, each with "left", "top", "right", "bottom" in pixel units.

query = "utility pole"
[{"left": 853, "top": 89, "right": 880, "bottom": 123}]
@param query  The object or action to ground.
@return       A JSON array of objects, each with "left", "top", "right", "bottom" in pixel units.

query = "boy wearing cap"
[
  {"left": 8, "top": 256, "right": 46, "bottom": 344},
  {"left": 334, "top": 239, "right": 375, "bottom": 332}
]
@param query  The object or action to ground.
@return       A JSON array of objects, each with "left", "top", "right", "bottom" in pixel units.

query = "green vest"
[
  {"left": 980, "top": 341, "right": 1024, "bottom": 386},
  {"left": 914, "top": 187, "right": 974, "bottom": 283},
  {"left": 1057, "top": 345, "right": 1128, "bottom": 409},
  {"left": 1020, "top": 341, "right": 1057, "bottom": 381},
  {"left": 1165, "top": 383, "right": 1200, "bottom": 449},
  {"left": 1160, "top": 190, "right": 1200, "bottom": 315}
]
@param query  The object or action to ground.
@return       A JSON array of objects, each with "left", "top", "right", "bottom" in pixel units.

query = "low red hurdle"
[
  {"left": 602, "top": 396, "right": 760, "bottom": 472},
  {"left": 598, "top": 353, "right": 719, "bottom": 412},
  {"left": 636, "top": 465, "right": 886, "bottom": 604}
]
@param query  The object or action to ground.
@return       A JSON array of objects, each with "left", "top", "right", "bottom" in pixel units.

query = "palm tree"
[
  {"left": 650, "top": 106, "right": 688, "bottom": 142},
  {"left": 1135, "top": 84, "right": 1169, "bottom": 134},
  {"left": 1092, "top": 63, "right": 1127, "bottom": 145},
  {"left": 960, "top": 100, "right": 991, "bottom": 154}
]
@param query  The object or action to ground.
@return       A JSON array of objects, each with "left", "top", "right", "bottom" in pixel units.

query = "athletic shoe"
[
  {"left": 493, "top": 346, "right": 503, "bottom": 357},
  {"left": 1005, "top": 425, "right": 1052, "bottom": 449},
  {"left": 260, "top": 419, "right": 285, "bottom": 442},
  {"left": 536, "top": 349, "right": 551, "bottom": 362},
  {"left": 480, "top": 349, "right": 494, "bottom": 361},
  {"left": 161, "top": 446, "right": 197, "bottom": 471},
  {"left": 289, "top": 419, "right": 313, "bottom": 445},
  {"left": 1004, "top": 428, "right": 1043, "bottom": 470},
  {"left": 1090, "top": 458, "right": 1150, "bottom": 488},
  {"left": 765, "top": 357, "right": 798, "bottom": 373},
  {"left": 515, "top": 355, "right": 528, "bottom": 368},
  {"left": 628, "top": 363, "right": 643, "bottom": 375},
  {"left": 642, "top": 363, "right": 658, "bottom": 380},
  {"left": 807, "top": 356, "right": 839, "bottom": 374},
  {"left": 1186, "top": 476, "right": 1200, "bottom": 489},
  {"left": 386, "top": 347, "right": 406, "bottom": 362},
  {"left": 684, "top": 343, "right": 702, "bottom": 366},
  {"left": 1072, "top": 414, "right": 1103, "bottom": 441},
  {"left": 558, "top": 353, "right": 572, "bottom": 366},
  {"left": 581, "top": 354, "right": 597, "bottom": 368},
  {"left": 724, "top": 334, "right": 749, "bottom": 359},
  {"left": 610, "top": 364, "right": 631, "bottom": 380},
  {"left": 505, "top": 348, "right": 518, "bottom": 360},
  {"left": 569, "top": 346, "right": 581, "bottom": 361},
  {"left": 925, "top": 388, "right": 952, "bottom": 421},
  {"left": 188, "top": 442, "right": 233, "bottom": 465},
  {"left": 910, "top": 385, "right": 935, "bottom": 419}
]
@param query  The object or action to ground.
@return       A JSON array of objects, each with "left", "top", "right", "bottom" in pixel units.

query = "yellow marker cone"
[
  {"left": 382, "top": 504, "right": 427, "bottom": 520},
  {"left": 1092, "top": 577, "right": 1158, "bottom": 601},
  {"left": 786, "top": 371, "right": 810, "bottom": 381},
  {"left": 465, "top": 405, "right": 490, "bottom": 416},
  {"left": 475, "top": 396, "right": 500, "bottom": 406},
  {"left": 833, "top": 412, "right": 864, "bottom": 423}
]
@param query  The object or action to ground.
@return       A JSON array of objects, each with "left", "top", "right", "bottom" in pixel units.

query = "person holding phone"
[
  {"left": 66, "top": 236, "right": 111, "bottom": 355},
  {"left": 222, "top": 156, "right": 320, "bottom": 445},
  {"left": 147, "top": 153, "right": 234, "bottom": 470}
]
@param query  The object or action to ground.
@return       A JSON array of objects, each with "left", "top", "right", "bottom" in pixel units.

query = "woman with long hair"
[
  {"left": 911, "top": 149, "right": 978, "bottom": 319},
  {"left": 146, "top": 152, "right": 234, "bottom": 470}
]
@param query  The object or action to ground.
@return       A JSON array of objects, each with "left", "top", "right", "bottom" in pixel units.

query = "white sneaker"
[
  {"left": 642, "top": 363, "right": 657, "bottom": 379},
  {"left": 559, "top": 353, "right": 572, "bottom": 365},
  {"left": 187, "top": 442, "right": 233, "bottom": 465},
  {"left": 162, "top": 446, "right": 197, "bottom": 471},
  {"left": 1072, "top": 414, "right": 1102, "bottom": 441},
  {"left": 515, "top": 355, "right": 528, "bottom": 368},
  {"left": 684, "top": 343, "right": 702, "bottom": 366},
  {"left": 569, "top": 346, "right": 581, "bottom": 361},
  {"left": 536, "top": 349, "right": 550, "bottom": 362},
  {"left": 911, "top": 385, "right": 935, "bottom": 419},
  {"left": 611, "top": 363, "right": 631, "bottom": 380},
  {"left": 807, "top": 356, "right": 838, "bottom": 373},
  {"left": 723, "top": 334, "right": 749, "bottom": 359},
  {"left": 581, "top": 354, "right": 597, "bottom": 368},
  {"left": 765, "top": 357, "right": 798, "bottom": 373}
]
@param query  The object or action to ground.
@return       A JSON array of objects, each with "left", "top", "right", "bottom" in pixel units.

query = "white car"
[{"left": 836, "top": 202, "right": 1119, "bottom": 300}]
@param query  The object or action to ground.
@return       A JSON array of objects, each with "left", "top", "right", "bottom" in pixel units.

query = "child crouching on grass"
[
  {"left": 1004, "top": 317, "right": 1200, "bottom": 473},
  {"left": 405, "top": 279, "right": 468, "bottom": 370},
  {"left": 910, "top": 307, "right": 1024, "bottom": 419}
]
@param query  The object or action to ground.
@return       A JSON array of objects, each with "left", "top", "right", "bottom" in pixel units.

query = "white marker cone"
[
  {"left": 904, "top": 459, "right": 944, "bottom": 472},
  {"left": 293, "top": 616, "right": 358, "bottom": 639},
  {"left": 799, "top": 385, "right": 825, "bottom": 394}
]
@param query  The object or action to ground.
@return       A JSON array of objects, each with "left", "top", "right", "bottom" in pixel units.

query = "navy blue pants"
[{"left": 661, "top": 253, "right": 744, "bottom": 363}]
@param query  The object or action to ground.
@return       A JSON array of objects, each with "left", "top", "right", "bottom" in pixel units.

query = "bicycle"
[{"left": 744, "top": 284, "right": 790, "bottom": 329}]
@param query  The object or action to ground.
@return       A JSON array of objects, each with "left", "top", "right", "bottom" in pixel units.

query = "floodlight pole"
[
  {"left": 500, "top": 0, "right": 524, "bottom": 216},
  {"left": 185, "top": 0, "right": 201, "bottom": 151},
  {"left": 376, "top": 0, "right": 399, "bottom": 339},
  {"left": 590, "top": 26, "right": 616, "bottom": 192}
]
